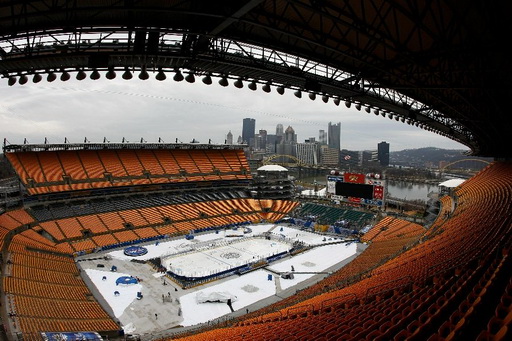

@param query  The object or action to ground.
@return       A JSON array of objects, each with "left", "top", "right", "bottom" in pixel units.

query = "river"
[
  {"left": 298, "top": 176, "right": 439, "bottom": 203},
  {"left": 386, "top": 180, "right": 438, "bottom": 202}
]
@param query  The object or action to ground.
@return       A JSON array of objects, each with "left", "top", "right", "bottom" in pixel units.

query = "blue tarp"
[
  {"left": 115, "top": 276, "right": 138, "bottom": 286},
  {"left": 41, "top": 332, "right": 102, "bottom": 340}
]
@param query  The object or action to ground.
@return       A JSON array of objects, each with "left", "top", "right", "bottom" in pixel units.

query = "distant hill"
[{"left": 390, "top": 147, "right": 493, "bottom": 169}]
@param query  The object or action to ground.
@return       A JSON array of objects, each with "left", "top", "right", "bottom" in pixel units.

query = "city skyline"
[{"left": 0, "top": 76, "right": 469, "bottom": 153}]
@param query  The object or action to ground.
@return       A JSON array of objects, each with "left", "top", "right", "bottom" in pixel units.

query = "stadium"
[{"left": 1, "top": 2, "right": 511, "bottom": 341}]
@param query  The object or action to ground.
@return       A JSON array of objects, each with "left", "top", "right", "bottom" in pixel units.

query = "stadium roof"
[
  {"left": 0, "top": 1, "right": 510, "bottom": 157},
  {"left": 2, "top": 142, "right": 245, "bottom": 153},
  {"left": 439, "top": 178, "right": 466, "bottom": 188},
  {"left": 257, "top": 165, "right": 288, "bottom": 172}
]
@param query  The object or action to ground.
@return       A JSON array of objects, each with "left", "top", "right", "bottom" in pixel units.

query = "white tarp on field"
[{"left": 196, "top": 291, "right": 237, "bottom": 303}]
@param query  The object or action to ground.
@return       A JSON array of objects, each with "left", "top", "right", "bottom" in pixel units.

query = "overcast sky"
[{"left": 0, "top": 74, "right": 468, "bottom": 152}]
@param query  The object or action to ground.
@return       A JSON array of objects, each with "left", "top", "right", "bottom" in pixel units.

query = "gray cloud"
[{"left": 0, "top": 76, "right": 468, "bottom": 152}]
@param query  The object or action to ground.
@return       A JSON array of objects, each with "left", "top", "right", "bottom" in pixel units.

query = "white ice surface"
[{"left": 163, "top": 237, "right": 290, "bottom": 278}]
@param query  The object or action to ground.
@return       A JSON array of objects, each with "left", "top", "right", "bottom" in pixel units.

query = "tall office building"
[
  {"left": 276, "top": 124, "right": 284, "bottom": 137},
  {"left": 378, "top": 141, "right": 390, "bottom": 166},
  {"left": 296, "top": 141, "right": 320, "bottom": 165},
  {"left": 284, "top": 126, "right": 297, "bottom": 143},
  {"left": 328, "top": 122, "right": 341, "bottom": 151},
  {"left": 276, "top": 125, "right": 297, "bottom": 157},
  {"left": 242, "top": 118, "right": 256, "bottom": 146},
  {"left": 321, "top": 145, "right": 339, "bottom": 167},
  {"left": 255, "top": 129, "right": 267, "bottom": 150},
  {"left": 319, "top": 129, "right": 327, "bottom": 145},
  {"left": 226, "top": 131, "right": 233, "bottom": 145}
]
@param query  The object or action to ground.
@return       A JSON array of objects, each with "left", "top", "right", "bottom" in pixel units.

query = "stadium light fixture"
[
  {"left": 294, "top": 89, "right": 302, "bottom": 98},
  {"left": 47, "top": 71, "right": 57, "bottom": 82},
  {"left": 374, "top": 109, "right": 380, "bottom": 116},
  {"left": 388, "top": 113, "right": 394, "bottom": 119},
  {"left": 381, "top": 111, "right": 386, "bottom": 117},
  {"left": 122, "top": 67, "right": 132, "bottom": 80},
  {"left": 32, "top": 73, "right": 42, "bottom": 83},
  {"left": 173, "top": 69, "right": 184, "bottom": 82},
  {"left": 155, "top": 68, "right": 166, "bottom": 81},
  {"left": 345, "top": 100, "right": 351, "bottom": 108},
  {"left": 60, "top": 70, "right": 71, "bottom": 82},
  {"left": 185, "top": 72, "right": 195, "bottom": 83},
  {"left": 262, "top": 81, "right": 271, "bottom": 93},
  {"left": 309, "top": 92, "right": 316, "bottom": 101},
  {"left": 139, "top": 67, "right": 149, "bottom": 80},
  {"left": 218, "top": 75, "right": 229, "bottom": 87},
  {"left": 276, "top": 85, "right": 285, "bottom": 95},
  {"left": 106, "top": 67, "right": 116, "bottom": 80},
  {"left": 8, "top": 76, "right": 16, "bottom": 86},
  {"left": 248, "top": 80, "right": 257, "bottom": 91},
  {"left": 18, "top": 74, "right": 28, "bottom": 85},
  {"left": 355, "top": 103, "right": 361, "bottom": 111},
  {"left": 234, "top": 77, "right": 244, "bottom": 89},
  {"left": 90, "top": 69, "right": 100, "bottom": 80},
  {"left": 365, "top": 106, "right": 371, "bottom": 113},
  {"left": 333, "top": 97, "right": 340, "bottom": 106},
  {"left": 202, "top": 73, "right": 212, "bottom": 85},
  {"left": 76, "top": 69, "right": 87, "bottom": 80},
  {"left": 321, "top": 94, "right": 329, "bottom": 103}
]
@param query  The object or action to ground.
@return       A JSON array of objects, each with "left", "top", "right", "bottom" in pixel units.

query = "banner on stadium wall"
[
  {"left": 343, "top": 172, "right": 365, "bottom": 183},
  {"left": 41, "top": 332, "right": 103, "bottom": 340},
  {"left": 373, "top": 185, "right": 384, "bottom": 199},
  {"left": 327, "top": 181, "right": 336, "bottom": 194},
  {"left": 326, "top": 175, "right": 343, "bottom": 194},
  {"left": 365, "top": 179, "right": 384, "bottom": 186}
]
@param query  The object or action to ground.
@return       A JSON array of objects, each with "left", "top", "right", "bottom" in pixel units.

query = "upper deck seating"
[{"left": 5, "top": 147, "right": 251, "bottom": 195}]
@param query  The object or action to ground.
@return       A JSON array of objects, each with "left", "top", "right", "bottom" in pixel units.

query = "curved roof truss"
[{"left": 0, "top": 1, "right": 509, "bottom": 157}]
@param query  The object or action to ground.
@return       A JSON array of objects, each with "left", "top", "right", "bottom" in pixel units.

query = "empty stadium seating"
[
  {"left": 2, "top": 144, "right": 511, "bottom": 341},
  {"left": 167, "top": 161, "right": 512, "bottom": 341},
  {"left": 0, "top": 194, "right": 298, "bottom": 338},
  {"left": 0, "top": 221, "right": 120, "bottom": 338},
  {"left": 5, "top": 147, "right": 251, "bottom": 195}
]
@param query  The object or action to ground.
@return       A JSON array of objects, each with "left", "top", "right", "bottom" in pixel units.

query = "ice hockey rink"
[
  {"left": 77, "top": 224, "right": 362, "bottom": 337},
  {"left": 162, "top": 237, "right": 292, "bottom": 278}
]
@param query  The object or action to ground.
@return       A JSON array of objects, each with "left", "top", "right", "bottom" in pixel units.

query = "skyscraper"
[
  {"left": 284, "top": 126, "right": 296, "bottom": 143},
  {"left": 226, "top": 131, "right": 233, "bottom": 145},
  {"left": 242, "top": 118, "right": 256, "bottom": 146},
  {"left": 276, "top": 125, "right": 297, "bottom": 157},
  {"left": 378, "top": 141, "right": 390, "bottom": 166},
  {"left": 255, "top": 129, "right": 267, "bottom": 150},
  {"left": 276, "top": 124, "right": 284, "bottom": 137},
  {"left": 319, "top": 129, "right": 327, "bottom": 145},
  {"left": 328, "top": 122, "right": 341, "bottom": 151},
  {"left": 296, "top": 141, "right": 320, "bottom": 165}
]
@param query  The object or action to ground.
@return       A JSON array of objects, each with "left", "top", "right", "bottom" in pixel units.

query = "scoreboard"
[{"left": 326, "top": 171, "right": 385, "bottom": 206}]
